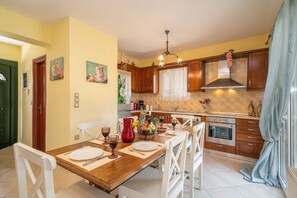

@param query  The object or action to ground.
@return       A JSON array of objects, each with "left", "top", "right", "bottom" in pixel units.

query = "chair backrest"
[
  {"left": 77, "top": 121, "right": 109, "bottom": 142},
  {"left": 117, "top": 116, "right": 138, "bottom": 134},
  {"left": 171, "top": 114, "right": 195, "bottom": 127},
  {"left": 13, "top": 143, "right": 57, "bottom": 198},
  {"left": 190, "top": 122, "right": 205, "bottom": 169},
  {"left": 161, "top": 132, "right": 188, "bottom": 198}
]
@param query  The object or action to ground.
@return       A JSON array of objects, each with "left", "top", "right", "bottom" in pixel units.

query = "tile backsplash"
[
  {"left": 131, "top": 57, "right": 264, "bottom": 114},
  {"left": 131, "top": 90, "right": 263, "bottom": 114}
]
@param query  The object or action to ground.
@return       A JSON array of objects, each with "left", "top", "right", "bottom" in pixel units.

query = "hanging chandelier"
[{"left": 158, "top": 30, "right": 182, "bottom": 67}]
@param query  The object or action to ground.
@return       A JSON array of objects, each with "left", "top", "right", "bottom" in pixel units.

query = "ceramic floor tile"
[
  {"left": 203, "top": 169, "right": 229, "bottom": 190},
  {"left": 260, "top": 184, "right": 286, "bottom": 198},
  {"left": 183, "top": 179, "right": 212, "bottom": 198},
  {"left": 214, "top": 170, "right": 251, "bottom": 186},
  {"left": 0, "top": 180, "right": 17, "bottom": 197},
  {"left": 233, "top": 184, "right": 280, "bottom": 198},
  {"left": 207, "top": 187, "right": 246, "bottom": 198}
]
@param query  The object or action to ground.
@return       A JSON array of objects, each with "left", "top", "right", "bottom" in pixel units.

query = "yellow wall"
[
  {"left": 139, "top": 34, "right": 269, "bottom": 66},
  {"left": 0, "top": 7, "right": 52, "bottom": 46},
  {"left": 68, "top": 18, "right": 117, "bottom": 144},
  {"left": 0, "top": 42, "right": 21, "bottom": 141},
  {"left": 45, "top": 18, "right": 71, "bottom": 150},
  {"left": 20, "top": 44, "right": 46, "bottom": 146}
]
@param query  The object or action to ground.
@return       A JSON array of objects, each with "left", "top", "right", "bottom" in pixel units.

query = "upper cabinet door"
[
  {"left": 248, "top": 50, "right": 269, "bottom": 90},
  {"left": 140, "top": 67, "right": 158, "bottom": 94},
  {"left": 187, "top": 61, "right": 203, "bottom": 92}
]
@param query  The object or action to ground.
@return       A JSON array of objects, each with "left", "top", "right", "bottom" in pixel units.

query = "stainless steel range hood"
[{"left": 202, "top": 60, "right": 245, "bottom": 89}]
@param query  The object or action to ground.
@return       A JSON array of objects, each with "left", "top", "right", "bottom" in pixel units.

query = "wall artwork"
[
  {"left": 50, "top": 57, "right": 64, "bottom": 81},
  {"left": 86, "top": 61, "right": 108, "bottom": 84}
]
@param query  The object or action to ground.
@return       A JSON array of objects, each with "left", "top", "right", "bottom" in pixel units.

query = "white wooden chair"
[
  {"left": 119, "top": 132, "right": 188, "bottom": 198},
  {"left": 185, "top": 122, "right": 205, "bottom": 198},
  {"left": 77, "top": 121, "right": 109, "bottom": 142},
  {"left": 117, "top": 116, "right": 138, "bottom": 135},
  {"left": 171, "top": 114, "right": 195, "bottom": 149},
  {"left": 13, "top": 142, "right": 113, "bottom": 198},
  {"left": 170, "top": 114, "right": 195, "bottom": 127}
]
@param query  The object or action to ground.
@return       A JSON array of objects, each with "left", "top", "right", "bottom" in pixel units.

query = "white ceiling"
[{"left": 0, "top": 0, "right": 283, "bottom": 59}]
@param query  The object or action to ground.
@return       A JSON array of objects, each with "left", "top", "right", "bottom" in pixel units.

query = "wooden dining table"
[{"left": 47, "top": 133, "right": 174, "bottom": 193}]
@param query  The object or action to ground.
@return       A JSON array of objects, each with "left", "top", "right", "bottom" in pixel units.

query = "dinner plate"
[
  {"left": 157, "top": 126, "right": 168, "bottom": 132},
  {"left": 69, "top": 147, "right": 103, "bottom": 161},
  {"left": 131, "top": 141, "right": 158, "bottom": 152},
  {"left": 166, "top": 130, "right": 184, "bottom": 135}
]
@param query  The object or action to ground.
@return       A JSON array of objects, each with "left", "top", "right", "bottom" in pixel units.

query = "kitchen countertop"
[{"left": 131, "top": 110, "right": 260, "bottom": 120}]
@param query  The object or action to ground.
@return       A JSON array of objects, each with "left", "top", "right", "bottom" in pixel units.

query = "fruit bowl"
[{"left": 137, "top": 129, "right": 155, "bottom": 140}]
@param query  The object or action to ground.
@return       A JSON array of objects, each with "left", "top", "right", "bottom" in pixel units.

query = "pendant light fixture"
[{"left": 158, "top": 30, "right": 182, "bottom": 67}]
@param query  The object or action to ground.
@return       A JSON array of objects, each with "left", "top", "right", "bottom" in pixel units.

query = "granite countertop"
[{"left": 131, "top": 110, "right": 260, "bottom": 120}]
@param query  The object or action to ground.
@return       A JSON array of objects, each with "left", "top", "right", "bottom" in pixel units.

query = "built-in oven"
[{"left": 206, "top": 116, "right": 236, "bottom": 146}]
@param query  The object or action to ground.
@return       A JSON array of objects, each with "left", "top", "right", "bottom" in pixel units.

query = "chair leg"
[
  {"left": 189, "top": 170, "right": 194, "bottom": 198},
  {"left": 198, "top": 163, "right": 203, "bottom": 190}
]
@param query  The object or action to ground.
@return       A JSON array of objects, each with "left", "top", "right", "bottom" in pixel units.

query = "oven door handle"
[{"left": 206, "top": 122, "right": 235, "bottom": 129}]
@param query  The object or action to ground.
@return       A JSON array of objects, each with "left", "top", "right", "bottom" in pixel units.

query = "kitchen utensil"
[{"left": 82, "top": 155, "right": 109, "bottom": 167}]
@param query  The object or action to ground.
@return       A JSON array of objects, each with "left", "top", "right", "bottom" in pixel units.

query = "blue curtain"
[{"left": 240, "top": 0, "right": 297, "bottom": 186}]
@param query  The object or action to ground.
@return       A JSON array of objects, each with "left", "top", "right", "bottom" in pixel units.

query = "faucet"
[{"left": 174, "top": 105, "right": 179, "bottom": 111}]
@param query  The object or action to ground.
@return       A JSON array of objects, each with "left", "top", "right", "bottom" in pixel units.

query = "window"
[
  {"left": 159, "top": 67, "right": 188, "bottom": 100},
  {"left": 0, "top": 73, "right": 7, "bottom": 81}
]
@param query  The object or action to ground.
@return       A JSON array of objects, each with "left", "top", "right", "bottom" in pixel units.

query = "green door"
[{"left": 0, "top": 59, "right": 18, "bottom": 149}]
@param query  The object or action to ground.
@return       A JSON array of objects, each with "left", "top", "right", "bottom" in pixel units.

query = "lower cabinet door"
[{"left": 236, "top": 141, "right": 263, "bottom": 158}]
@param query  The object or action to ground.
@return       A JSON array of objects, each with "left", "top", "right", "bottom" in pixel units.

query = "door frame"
[
  {"left": 0, "top": 59, "right": 18, "bottom": 149},
  {"left": 32, "top": 55, "right": 46, "bottom": 151}
]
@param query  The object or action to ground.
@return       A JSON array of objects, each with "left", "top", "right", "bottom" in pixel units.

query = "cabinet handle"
[
  {"left": 247, "top": 136, "right": 254, "bottom": 139},
  {"left": 248, "top": 121, "right": 256, "bottom": 124},
  {"left": 248, "top": 143, "right": 255, "bottom": 146},
  {"left": 247, "top": 128, "right": 254, "bottom": 131},
  {"left": 216, "top": 145, "right": 224, "bottom": 147},
  {"left": 249, "top": 80, "right": 252, "bottom": 86}
]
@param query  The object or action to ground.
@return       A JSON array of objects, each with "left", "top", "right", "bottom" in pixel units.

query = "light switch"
[{"left": 74, "top": 92, "right": 79, "bottom": 108}]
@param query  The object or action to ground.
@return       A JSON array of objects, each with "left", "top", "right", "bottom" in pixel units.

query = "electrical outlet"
[{"left": 74, "top": 135, "right": 80, "bottom": 140}]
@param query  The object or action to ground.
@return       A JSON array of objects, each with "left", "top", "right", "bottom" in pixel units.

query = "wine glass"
[
  {"left": 159, "top": 116, "right": 164, "bottom": 126},
  {"left": 171, "top": 118, "right": 177, "bottom": 130},
  {"left": 101, "top": 127, "right": 110, "bottom": 144},
  {"left": 107, "top": 135, "right": 119, "bottom": 159}
]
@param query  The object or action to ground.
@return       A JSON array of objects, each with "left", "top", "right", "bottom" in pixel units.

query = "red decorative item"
[{"left": 121, "top": 118, "right": 135, "bottom": 143}]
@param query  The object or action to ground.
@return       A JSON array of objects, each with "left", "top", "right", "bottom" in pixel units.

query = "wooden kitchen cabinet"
[
  {"left": 131, "top": 112, "right": 140, "bottom": 118},
  {"left": 236, "top": 118, "right": 264, "bottom": 158},
  {"left": 152, "top": 112, "right": 171, "bottom": 123},
  {"left": 204, "top": 142, "right": 236, "bottom": 154},
  {"left": 130, "top": 66, "right": 140, "bottom": 93},
  {"left": 140, "top": 67, "right": 158, "bottom": 94},
  {"left": 247, "top": 50, "right": 269, "bottom": 90},
  {"left": 187, "top": 61, "right": 204, "bottom": 92}
]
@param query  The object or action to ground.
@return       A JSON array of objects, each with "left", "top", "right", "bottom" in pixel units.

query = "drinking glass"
[
  {"left": 171, "top": 118, "right": 177, "bottom": 130},
  {"left": 159, "top": 116, "right": 165, "bottom": 126},
  {"left": 101, "top": 127, "right": 110, "bottom": 144},
  {"left": 107, "top": 134, "right": 119, "bottom": 159}
]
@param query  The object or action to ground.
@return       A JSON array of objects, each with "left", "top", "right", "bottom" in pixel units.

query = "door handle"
[{"left": 38, "top": 105, "right": 42, "bottom": 115}]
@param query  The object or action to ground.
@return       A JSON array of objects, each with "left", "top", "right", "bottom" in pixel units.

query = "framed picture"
[
  {"left": 23, "top": 72, "right": 28, "bottom": 89},
  {"left": 86, "top": 61, "right": 108, "bottom": 84},
  {"left": 50, "top": 57, "right": 64, "bottom": 81}
]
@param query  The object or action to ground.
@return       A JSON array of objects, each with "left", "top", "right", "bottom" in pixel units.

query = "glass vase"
[{"left": 121, "top": 118, "right": 135, "bottom": 143}]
